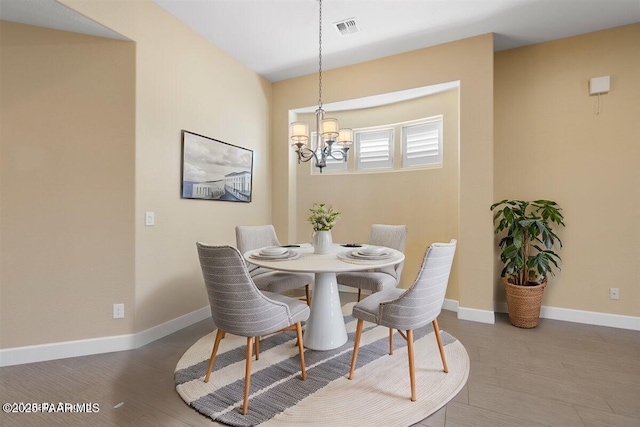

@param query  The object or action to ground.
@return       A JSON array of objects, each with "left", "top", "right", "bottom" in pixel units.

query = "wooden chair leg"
[
  {"left": 407, "top": 329, "right": 416, "bottom": 401},
  {"left": 243, "top": 337, "right": 253, "bottom": 415},
  {"left": 295, "top": 322, "right": 307, "bottom": 380},
  {"left": 432, "top": 319, "right": 448, "bottom": 373},
  {"left": 348, "top": 319, "right": 364, "bottom": 380},
  {"left": 389, "top": 328, "right": 394, "bottom": 355},
  {"left": 305, "top": 284, "right": 311, "bottom": 306},
  {"left": 204, "top": 329, "right": 225, "bottom": 383},
  {"left": 357, "top": 288, "right": 362, "bottom": 302},
  {"left": 254, "top": 336, "right": 260, "bottom": 360}
]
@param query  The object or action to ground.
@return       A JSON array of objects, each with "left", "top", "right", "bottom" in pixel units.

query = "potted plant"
[
  {"left": 308, "top": 203, "right": 340, "bottom": 254},
  {"left": 490, "top": 199, "right": 565, "bottom": 328}
]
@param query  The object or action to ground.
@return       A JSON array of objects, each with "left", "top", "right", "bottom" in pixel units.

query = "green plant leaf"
[
  {"left": 490, "top": 199, "right": 508, "bottom": 210},
  {"left": 492, "top": 199, "right": 565, "bottom": 283}
]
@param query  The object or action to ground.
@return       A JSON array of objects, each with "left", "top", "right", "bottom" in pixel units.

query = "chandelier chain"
[
  {"left": 290, "top": 0, "right": 351, "bottom": 173},
  {"left": 318, "top": 0, "right": 323, "bottom": 109}
]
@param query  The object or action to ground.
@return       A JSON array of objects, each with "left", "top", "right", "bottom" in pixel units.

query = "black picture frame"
[{"left": 181, "top": 130, "right": 253, "bottom": 202}]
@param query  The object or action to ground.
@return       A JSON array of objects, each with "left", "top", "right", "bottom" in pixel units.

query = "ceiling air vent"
[{"left": 334, "top": 18, "right": 359, "bottom": 36}]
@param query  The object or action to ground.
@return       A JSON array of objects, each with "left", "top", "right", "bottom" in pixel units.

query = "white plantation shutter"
[
  {"left": 402, "top": 119, "right": 443, "bottom": 168},
  {"left": 355, "top": 128, "right": 393, "bottom": 170}
]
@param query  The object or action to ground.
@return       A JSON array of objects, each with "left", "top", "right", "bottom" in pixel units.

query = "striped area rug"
[{"left": 175, "top": 302, "right": 469, "bottom": 427}]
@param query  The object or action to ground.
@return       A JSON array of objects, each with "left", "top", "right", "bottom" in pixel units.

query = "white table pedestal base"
[{"left": 303, "top": 272, "right": 348, "bottom": 350}]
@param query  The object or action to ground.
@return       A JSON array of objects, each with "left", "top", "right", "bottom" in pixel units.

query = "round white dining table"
[{"left": 244, "top": 243, "right": 405, "bottom": 351}]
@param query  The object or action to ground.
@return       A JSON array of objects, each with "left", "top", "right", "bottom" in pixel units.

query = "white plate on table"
[
  {"left": 250, "top": 249, "right": 300, "bottom": 261},
  {"left": 345, "top": 249, "right": 394, "bottom": 260},
  {"left": 359, "top": 246, "right": 386, "bottom": 255},
  {"left": 259, "top": 246, "right": 288, "bottom": 256}
]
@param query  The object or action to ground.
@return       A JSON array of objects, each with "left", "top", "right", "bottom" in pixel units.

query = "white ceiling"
[
  {"left": 0, "top": 0, "right": 127, "bottom": 40},
  {"left": 2, "top": 0, "right": 639, "bottom": 82}
]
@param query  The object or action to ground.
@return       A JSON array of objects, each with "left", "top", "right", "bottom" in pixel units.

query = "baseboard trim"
[
  {"left": 541, "top": 306, "right": 640, "bottom": 330},
  {"left": 133, "top": 306, "right": 211, "bottom": 348},
  {"left": 442, "top": 298, "right": 459, "bottom": 312},
  {"left": 457, "top": 306, "right": 496, "bottom": 324},
  {"left": 495, "top": 302, "right": 639, "bottom": 330},
  {"left": 4, "top": 298, "right": 636, "bottom": 367},
  {"left": 445, "top": 299, "right": 639, "bottom": 330},
  {"left": 0, "top": 306, "right": 211, "bottom": 367},
  {"left": 442, "top": 298, "right": 496, "bottom": 324}
]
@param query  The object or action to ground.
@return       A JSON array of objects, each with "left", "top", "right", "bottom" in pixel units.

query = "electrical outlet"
[
  {"left": 609, "top": 288, "right": 620, "bottom": 300},
  {"left": 113, "top": 303, "right": 125, "bottom": 319}
]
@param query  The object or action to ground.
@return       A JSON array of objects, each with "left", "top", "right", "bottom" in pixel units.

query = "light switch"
[{"left": 145, "top": 211, "right": 155, "bottom": 226}]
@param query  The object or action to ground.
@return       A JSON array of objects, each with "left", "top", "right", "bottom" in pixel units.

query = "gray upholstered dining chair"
[
  {"left": 196, "top": 243, "right": 309, "bottom": 415},
  {"left": 348, "top": 239, "right": 456, "bottom": 402},
  {"left": 337, "top": 224, "right": 408, "bottom": 301},
  {"left": 236, "top": 225, "right": 313, "bottom": 305}
]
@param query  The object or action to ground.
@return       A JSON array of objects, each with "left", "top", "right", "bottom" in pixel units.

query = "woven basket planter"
[{"left": 503, "top": 277, "right": 547, "bottom": 328}]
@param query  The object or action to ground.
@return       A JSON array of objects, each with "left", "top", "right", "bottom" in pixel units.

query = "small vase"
[{"left": 313, "top": 230, "right": 332, "bottom": 254}]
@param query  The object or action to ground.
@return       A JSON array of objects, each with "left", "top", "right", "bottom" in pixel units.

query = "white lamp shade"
[
  {"left": 321, "top": 118, "right": 339, "bottom": 139},
  {"left": 337, "top": 128, "right": 353, "bottom": 145},
  {"left": 290, "top": 121, "right": 309, "bottom": 145}
]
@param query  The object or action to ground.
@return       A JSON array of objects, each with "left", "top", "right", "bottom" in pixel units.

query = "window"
[
  {"left": 401, "top": 117, "right": 443, "bottom": 168},
  {"left": 355, "top": 128, "right": 394, "bottom": 170},
  {"left": 310, "top": 132, "right": 348, "bottom": 173},
  {"left": 307, "top": 115, "right": 444, "bottom": 175}
]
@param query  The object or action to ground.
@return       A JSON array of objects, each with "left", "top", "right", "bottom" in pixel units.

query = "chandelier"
[{"left": 289, "top": 0, "right": 352, "bottom": 173}]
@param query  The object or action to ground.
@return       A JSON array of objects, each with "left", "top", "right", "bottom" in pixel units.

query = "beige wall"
[
  {"left": 494, "top": 24, "right": 640, "bottom": 317},
  {"left": 4, "top": 5, "right": 634, "bottom": 355},
  {"left": 0, "top": 22, "right": 136, "bottom": 347},
  {"left": 1, "top": 0, "right": 272, "bottom": 349},
  {"left": 274, "top": 34, "right": 495, "bottom": 313},
  {"left": 58, "top": 0, "right": 273, "bottom": 333},
  {"left": 294, "top": 90, "right": 460, "bottom": 298}
]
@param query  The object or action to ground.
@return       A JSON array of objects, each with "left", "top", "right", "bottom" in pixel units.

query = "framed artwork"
[{"left": 181, "top": 130, "right": 253, "bottom": 202}]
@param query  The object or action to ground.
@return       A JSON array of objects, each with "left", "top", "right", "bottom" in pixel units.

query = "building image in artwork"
[
  {"left": 191, "top": 180, "right": 225, "bottom": 199},
  {"left": 182, "top": 131, "right": 253, "bottom": 202},
  {"left": 224, "top": 171, "right": 252, "bottom": 202}
]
